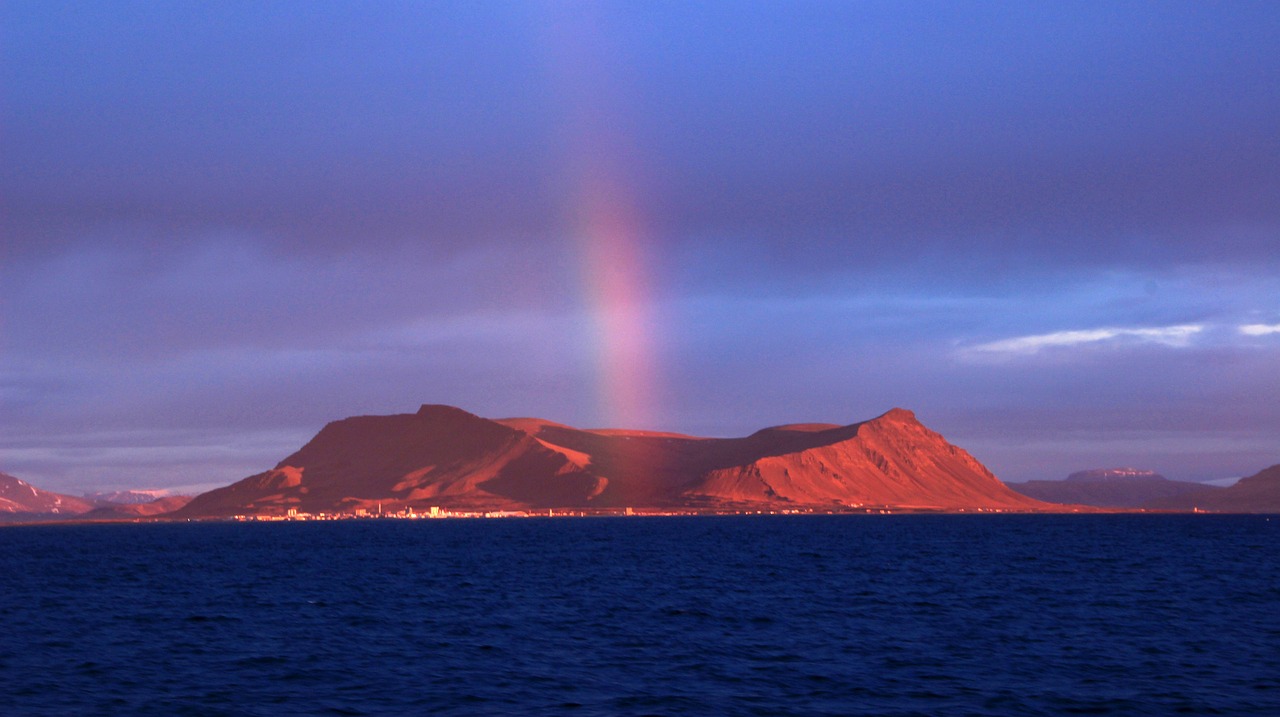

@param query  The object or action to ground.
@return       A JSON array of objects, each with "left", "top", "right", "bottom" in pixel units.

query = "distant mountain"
[
  {"left": 0, "top": 472, "right": 95, "bottom": 521},
  {"left": 1145, "top": 464, "right": 1280, "bottom": 513},
  {"left": 1066, "top": 468, "right": 1167, "bottom": 482},
  {"left": 82, "top": 495, "right": 194, "bottom": 519},
  {"left": 1009, "top": 467, "right": 1215, "bottom": 508},
  {"left": 84, "top": 489, "right": 173, "bottom": 505},
  {"left": 175, "top": 405, "right": 1057, "bottom": 517},
  {"left": 1197, "top": 476, "right": 1243, "bottom": 488}
]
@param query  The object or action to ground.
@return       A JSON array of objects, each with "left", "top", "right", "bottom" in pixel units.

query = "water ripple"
[{"left": 0, "top": 515, "right": 1276, "bottom": 715}]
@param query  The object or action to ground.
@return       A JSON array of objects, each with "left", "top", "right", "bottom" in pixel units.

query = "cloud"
[
  {"left": 4, "top": 3, "right": 1280, "bottom": 491},
  {"left": 4, "top": 3, "right": 1280, "bottom": 278},
  {"left": 964, "top": 324, "right": 1204, "bottom": 357}
]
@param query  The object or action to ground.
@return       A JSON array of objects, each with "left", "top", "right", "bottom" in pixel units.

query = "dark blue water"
[{"left": 1, "top": 515, "right": 1277, "bottom": 716}]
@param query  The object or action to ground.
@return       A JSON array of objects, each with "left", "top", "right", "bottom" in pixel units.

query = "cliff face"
[{"left": 176, "top": 405, "right": 1057, "bottom": 517}]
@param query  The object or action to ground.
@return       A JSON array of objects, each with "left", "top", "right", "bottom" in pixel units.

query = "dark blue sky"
[{"left": 3, "top": 1, "right": 1278, "bottom": 493}]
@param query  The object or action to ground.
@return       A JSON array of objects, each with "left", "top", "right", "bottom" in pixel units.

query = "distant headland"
[{"left": 5, "top": 404, "right": 1278, "bottom": 523}]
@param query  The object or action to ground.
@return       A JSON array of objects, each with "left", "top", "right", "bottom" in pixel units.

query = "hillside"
[
  {"left": 1010, "top": 468, "right": 1216, "bottom": 508},
  {"left": 176, "top": 405, "right": 1057, "bottom": 517},
  {"left": 81, "top": 495, "right": 195, "bottom": 519},
  {"left": 0, "top": 472, "right": 95, "bottom": 521},
  {"left": 1145, "top": 464, "right": 1280, "bottom": 513}
]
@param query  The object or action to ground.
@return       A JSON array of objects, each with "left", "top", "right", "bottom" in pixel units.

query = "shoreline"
[{"left": 3, "top": 505, "right": 1254, "bottom": 528}]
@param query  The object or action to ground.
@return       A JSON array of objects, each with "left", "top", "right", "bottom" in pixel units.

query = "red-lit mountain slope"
[
  {"left": 175, "top": 405, "right": 1057, "bottom": 517},
  {"left": 0, "top": 472, "right": 95, "bottom": 520}
]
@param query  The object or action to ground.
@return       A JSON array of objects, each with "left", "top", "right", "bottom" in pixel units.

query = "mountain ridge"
[
  {"left": 0, "top": 472, "right": 95, "bottom": 519},
  {"left": 175, "top": 404, "right": 1058, "bottom": 517},
  {"left": 1010, "top": 467, "right": 1216, "bottom": 508},
  {"left": 1144, "top": 464, "right": 1280, "bottom": 512}
]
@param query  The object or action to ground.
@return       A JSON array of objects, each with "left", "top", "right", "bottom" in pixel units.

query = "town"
[{"left": 228, "top": 504, "right": 1019, "bottom": 521}]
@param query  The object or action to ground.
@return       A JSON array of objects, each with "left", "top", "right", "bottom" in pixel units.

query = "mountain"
[
  {"left": 1066, "top": 468, "right": 1168, "bottom": 482},
  {"left": 82, "top": 495, "right": 194, "bottom": 519},
  {"left": 175, "top": 405, "right": 1057, "bottom": 517},
  {"left": 1009, "top": 467, "right": 1216, "bottom": 508},
  {"left": 0, "top": 472, "right": 95, "bottom": 521},
  {"left": 84, "top": 489, "right": 174, "bottom": 505},
  {"left": 1145, "top": 464, "right": 1280, "bottom": 513}
]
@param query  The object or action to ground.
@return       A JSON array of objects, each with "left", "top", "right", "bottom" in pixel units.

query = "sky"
[{"left": 2, "top": 1, "right": 1278, "bottom": 494}]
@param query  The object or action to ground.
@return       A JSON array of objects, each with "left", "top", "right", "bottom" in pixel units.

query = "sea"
[{"left": 1, "top": 515, "right": 1277, "bottom": 716}]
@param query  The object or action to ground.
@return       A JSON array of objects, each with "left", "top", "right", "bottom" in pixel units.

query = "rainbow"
[
  {"left": 572, "top": 166, "right": 662, "bottom": 431},
  {"left": 546, "top": 6, "right": 664, "bottom": 431}
]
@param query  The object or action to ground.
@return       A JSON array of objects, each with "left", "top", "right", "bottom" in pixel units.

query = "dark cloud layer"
[
  {"left": 2, "top": 1, "right": 1278, "bottom": 492},
  {"left": 6, "top": 2, "right": 1277, "bottom": 260}
]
